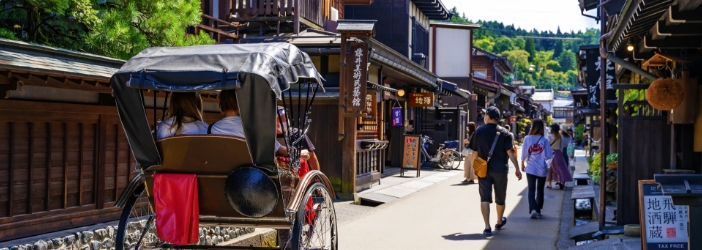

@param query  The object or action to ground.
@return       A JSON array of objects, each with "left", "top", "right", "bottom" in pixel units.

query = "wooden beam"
[
  {"left": 44, "top": 123, "right": 51, "bottom": 211},
  {"left": 62, "top": 123, "right": 68, "bottom": 209},
  {"left": 27, "top": 122, "right": 34, "bottom": 214},
  {"left": 95, "top": 118, "right": 106, "bottom": 209},
  {"left": 665, "top": 6, "right": 702, "bottom": 26},
  {"left": 644, "top": 34, "right": 702, "bottom": 49},
  {"left": 8, "top": 122, "right": 15, "bottom": 217},
  {"left": 678, "top": 0, "right": 702, "bottom": 11},
  {"left": 78, "top": 123, "right": 84, "bottom": 206},
  {"left": 14, "top": 75, "right": 113, "bottom": 94},
  {"left": 651, "top": 21, "right": 702, "bottom": 40}
]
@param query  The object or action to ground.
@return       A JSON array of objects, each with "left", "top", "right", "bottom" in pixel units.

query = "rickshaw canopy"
[{"left": 110, "top": 43, "right": 324, "bottom": 172}]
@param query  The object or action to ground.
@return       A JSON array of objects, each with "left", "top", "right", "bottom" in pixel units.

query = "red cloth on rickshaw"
[
  {"left": 299, "top": 160, "right": 316, "bottom": 225},
  {"left": 153, "top": 173, "right": 199, "bottom": 245}
]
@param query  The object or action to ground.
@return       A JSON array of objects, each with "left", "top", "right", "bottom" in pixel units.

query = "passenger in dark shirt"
[{"left": 469, "top": 106, "right": 522, "bottom": 235}]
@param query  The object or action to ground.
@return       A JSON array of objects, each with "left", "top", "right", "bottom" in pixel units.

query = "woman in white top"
[
  {"left": 209, "top": 90, "right": 288, "bottom": 156},
  {"left": 521, "top": 119, "right": 553, "bottom": 218},
  {"left": 156, "top": 92, "right": 208, "bottom": 140}
]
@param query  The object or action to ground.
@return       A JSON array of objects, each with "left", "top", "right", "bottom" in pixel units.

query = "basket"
[{"left": 444, "top": 140, "right": 459, "bottom": 149}]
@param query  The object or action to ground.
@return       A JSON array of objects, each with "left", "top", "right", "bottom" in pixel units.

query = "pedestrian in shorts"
[{"left": 469, "top": 107, "right": 522, "bottom": 235}]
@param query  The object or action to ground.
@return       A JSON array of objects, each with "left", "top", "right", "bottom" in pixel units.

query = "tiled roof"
[{"left": 0, "top": 38, "right": 123, "bottom": 81}]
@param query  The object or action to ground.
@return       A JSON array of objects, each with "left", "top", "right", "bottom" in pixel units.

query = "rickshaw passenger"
[
  {"left": 209, "top": 90, "right": 289, "bottom": 156},
  {"left": 156, "top": 92, "right": 208, "bottom": 140}
]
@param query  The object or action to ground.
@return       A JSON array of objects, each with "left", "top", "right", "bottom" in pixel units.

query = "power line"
[{"left": 516, "top": 36, "right": 582, "bottom": 40}]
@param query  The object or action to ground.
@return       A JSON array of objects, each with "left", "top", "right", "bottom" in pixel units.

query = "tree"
[
  {"left": 0, "top": 0, "right": 214, "bottom": 59},
  {"left": 501, "top": 50, "right": 529, "bottom": 71},
  {"left": 513, "top": 37, "right": 526, "bottom": 50},
  {"left": 493, "top": 36, "right": 514, "bottom": 53},
  {"left": 557, "top": 50, "right": 576, "bottom": 71},
  {"left": 474, "top": 36, "right": 495, "bottom": 52},
  {"left": 84, "top": 0, "right": 214, "bottom": 59},
  {"left": 525, "top": 38, "right": 536, "bottom": 61},
  {"left": 553, "top": 40, "right": 564, "bottom": 58},
  {"left": 0, "top": 0, "right": 100, "bottom": 49}
]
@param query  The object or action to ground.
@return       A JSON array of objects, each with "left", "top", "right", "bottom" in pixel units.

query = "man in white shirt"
[{"left": 209, "top": 90, "right": 288, "bottom": 156}]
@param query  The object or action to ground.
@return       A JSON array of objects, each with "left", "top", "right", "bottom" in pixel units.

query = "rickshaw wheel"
[
  {"left": 115, "top": 184, "right": 161, "bottom": 250},
  {"left": 291, "top": 183, "right": 338, "bottom": 250}
]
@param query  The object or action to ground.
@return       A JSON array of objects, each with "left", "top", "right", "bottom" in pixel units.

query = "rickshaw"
[{"left": 110, "top": 43, "right": 337, "bottom": 249}]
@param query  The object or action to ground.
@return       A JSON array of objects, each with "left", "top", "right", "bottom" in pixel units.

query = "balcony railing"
[{"left": 229, "top": 0, "right": 325, "bottom": 32}]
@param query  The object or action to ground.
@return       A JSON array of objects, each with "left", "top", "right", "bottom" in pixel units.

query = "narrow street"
[{"left": 336, "top": 159, "right": 567, "bottom": 250}]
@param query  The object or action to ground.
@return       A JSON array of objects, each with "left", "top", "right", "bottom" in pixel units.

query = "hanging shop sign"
[
  {"left": 639, "top": 180, "right": 689, "bottom": 250},
  {"left": 408, "top": 92, "right": 434, "bottom": 107},
  {"left": 346, "top": 42, "right": 369, "bottom": 112},
  {"left": 363, "top": 92, "right": 377, "bottom": 120},
  {"left": 585, "top": 48, "right": 616, "bottom": 109},
  {"left": 392, "top": 107, "right": 403, "bottom": 126}
]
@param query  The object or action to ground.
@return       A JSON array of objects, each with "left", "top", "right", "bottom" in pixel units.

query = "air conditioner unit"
[{"left": 331, "top": 8, "right": 338, "bottom": 21}]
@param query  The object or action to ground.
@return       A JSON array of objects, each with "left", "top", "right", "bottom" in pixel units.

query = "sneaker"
[
  {"left": 495, "top": 217, "right": 507, "bottom": 230},
  {"left": 537, "top": 213, "right": 542, "bottom": 218},
  {"left": 483, "top": 228, "right": 492, "bottom": 235},
  {"left": 462, "top": 179, "right": 475, "bottom": 184},
  {"left": 530, "top": 210, "right": 538, "bottom": 219}
]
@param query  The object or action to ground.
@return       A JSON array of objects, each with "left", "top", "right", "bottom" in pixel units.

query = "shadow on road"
[{"left": 441, "top": 233, "right": 491, "bottom": 241}]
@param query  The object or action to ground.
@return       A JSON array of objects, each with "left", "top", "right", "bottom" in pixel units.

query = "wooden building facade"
[{"left": 0, "top": 39, "right": 127, "bottom": 241}]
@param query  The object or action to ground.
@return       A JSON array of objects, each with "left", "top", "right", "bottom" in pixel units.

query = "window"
[
  {"left": 411, "top": 17, "right": 429, "bottom": 69},
  {"left": 473, "top": 70, "right": 487, "bottom": 78},
  {"left": 553, "top": 108, "right": 573, "bottom": 118}
]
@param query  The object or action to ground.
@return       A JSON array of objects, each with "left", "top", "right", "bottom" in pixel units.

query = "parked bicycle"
[{"left": 419, "top": 135, "right": 463, "bottom": 170}]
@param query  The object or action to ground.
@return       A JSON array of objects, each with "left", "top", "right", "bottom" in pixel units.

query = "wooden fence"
[{"left": 0, "top": 100, "right": 134, "bottom": 241}]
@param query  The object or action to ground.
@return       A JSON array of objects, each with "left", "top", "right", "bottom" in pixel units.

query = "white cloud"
[{"left": 440, "top": 0, "right": 599, "bottom": 33}]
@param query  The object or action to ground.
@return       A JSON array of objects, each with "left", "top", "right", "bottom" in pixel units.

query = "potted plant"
[{"left": 606, "top": 153, "right": 618, "bottom": 170}]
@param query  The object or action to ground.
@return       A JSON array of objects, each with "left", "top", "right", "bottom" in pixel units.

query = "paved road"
[{"left": 337, "top": 160, "right": 567, "bottom": 250}]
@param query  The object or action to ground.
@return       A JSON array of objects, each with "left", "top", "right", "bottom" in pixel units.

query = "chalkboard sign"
[
  {"left": 401, "top": 135, "right": 421, "bottom": 177},
  {"left": 639, "top": 180, "right": 689, "bottom": 250}
]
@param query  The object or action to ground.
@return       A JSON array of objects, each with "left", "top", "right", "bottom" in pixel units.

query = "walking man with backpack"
[{"left": 469, "top": 107, "right": 523, "bottom": 235}]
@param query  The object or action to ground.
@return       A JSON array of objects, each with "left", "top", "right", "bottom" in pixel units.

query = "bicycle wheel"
[
  {"left": 116, "top": 184, "right": 161, "bottom": 250},
  {"left": 291, "top": 183, "right": 338, "bottom": 250},
  {"left": 439, "top": 150, "right": 462, "bottom": 170}
]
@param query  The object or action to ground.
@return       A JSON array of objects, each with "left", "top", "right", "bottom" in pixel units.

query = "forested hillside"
[{"left": 446, "top": 7, "right": 600, "bottom": 90}]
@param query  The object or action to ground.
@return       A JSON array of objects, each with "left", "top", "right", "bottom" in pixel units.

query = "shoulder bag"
[{"left": 473, "top": 129, "right": 501, "bottom": 178}]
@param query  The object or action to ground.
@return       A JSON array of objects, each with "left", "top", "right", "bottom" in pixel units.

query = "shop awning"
[
  {"left": 438, "top": 80, "right": 469, "bottom": 99},
  {"left": 368, "top": 81, "right": 398, "bottom": 93}
]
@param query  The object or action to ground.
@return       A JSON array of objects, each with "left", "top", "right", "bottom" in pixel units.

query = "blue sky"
[{"left": 440, "top": 0, "right": 599, "bottom": 33}]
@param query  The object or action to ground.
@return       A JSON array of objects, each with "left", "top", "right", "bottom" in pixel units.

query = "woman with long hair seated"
[{"left": 156, "top": 92, "right": 208, "bottom": 140}]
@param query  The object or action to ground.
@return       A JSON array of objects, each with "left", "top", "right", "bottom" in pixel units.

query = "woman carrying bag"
[
  {"left": 546, "top": 124, "right": 573, "bottom": 189},
  {"left": 520, "top": 119, "right": 553, "bottom": 218},
  {"left": 463, "top": 122, "right": 477, "bottom": 183}
]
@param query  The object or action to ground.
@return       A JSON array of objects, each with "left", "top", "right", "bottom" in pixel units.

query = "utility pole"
[{"left": 598, "top": 0, "right": 608, "bottom": 229}]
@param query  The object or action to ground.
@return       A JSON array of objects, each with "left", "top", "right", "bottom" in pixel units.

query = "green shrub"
[
  {"left": 574, "top": 124, "right": 585, "bottom": 141},
  {"left": 590, "top": 152, "right": 601, "bottom": 183},
  {"left": 606, "top": 153, "right": 618, "bottom": 165}
]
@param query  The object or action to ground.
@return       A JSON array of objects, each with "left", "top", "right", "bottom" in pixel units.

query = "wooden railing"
[
  {"left": 196, "top": 14, "right": 242, "bottom": 43},
  {"left": 230, "top": 0, "right": 326, "bottom": 31}
]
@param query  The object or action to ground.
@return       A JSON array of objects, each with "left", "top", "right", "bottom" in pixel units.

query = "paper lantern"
[{"left": 646, "top": 78, "right": 684, "bottom": 110}]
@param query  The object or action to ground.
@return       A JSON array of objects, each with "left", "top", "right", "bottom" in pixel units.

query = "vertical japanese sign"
[
  {"left": 346, "top": 42, "right": 368, "bottom": 112},
  {"left": 639, "top": 181, "right": 689, "bottom": 250},
  {"left": 363, "top": 92, "right": 377, "bottom": 119},
  {"left": 408, "top": 92, "right": 434, "bottom": 107},
  {"left": 585, "top": 48, "right": 616, "bottom": 109},
  {"left": 402, "top": 135, "right": 420, "bottom": 169},
  {"left": 392, "top": 107, "right": 403, "bottom": 126}
]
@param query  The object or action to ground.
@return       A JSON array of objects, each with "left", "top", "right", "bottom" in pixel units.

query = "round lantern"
[{"left": 646, "top": 78, "right": 684, "bottom": 110}]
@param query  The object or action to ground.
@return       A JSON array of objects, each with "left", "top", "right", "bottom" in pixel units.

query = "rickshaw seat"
[{"left": 149, "top": 135, "right": 254, "bottom": 174}]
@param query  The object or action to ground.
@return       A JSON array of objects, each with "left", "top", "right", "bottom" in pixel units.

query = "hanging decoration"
[{"left": 646, "top": 78, "right": 684, "bottom": 110}]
